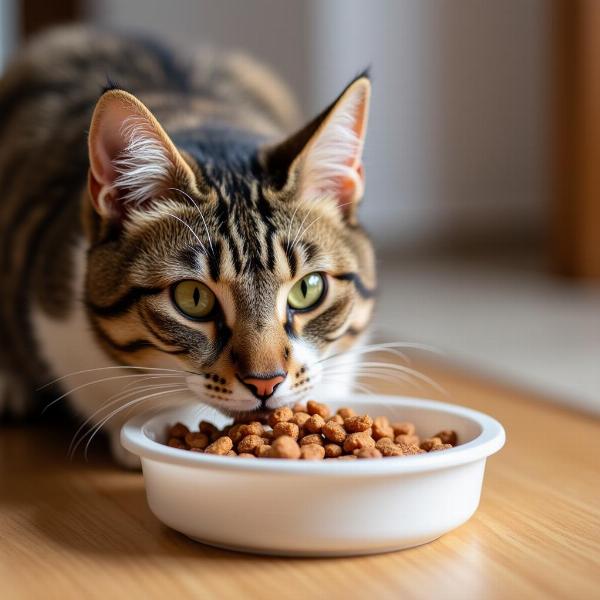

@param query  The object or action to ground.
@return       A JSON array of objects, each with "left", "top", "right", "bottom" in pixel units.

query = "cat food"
[{"left": 165, "top": 401, "right": 458, "bottom": 460}]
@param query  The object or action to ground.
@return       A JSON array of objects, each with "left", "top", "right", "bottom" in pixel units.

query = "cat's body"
[{"left": 0, "top": 28, "right": 376, "bottom": 466}]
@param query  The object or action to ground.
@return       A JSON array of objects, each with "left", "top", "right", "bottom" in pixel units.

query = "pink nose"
[{"left": 241, "top": 374, "right": 286, "bottom": 399}]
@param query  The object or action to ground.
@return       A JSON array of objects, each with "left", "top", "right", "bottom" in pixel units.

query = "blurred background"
[{"left": 1, "top": 0, "right": 598, "bottom": 413}]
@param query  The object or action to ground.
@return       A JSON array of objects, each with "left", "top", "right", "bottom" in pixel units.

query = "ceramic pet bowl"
[{"left": 121, "top": 395, "right": 505, "bottom": 556}]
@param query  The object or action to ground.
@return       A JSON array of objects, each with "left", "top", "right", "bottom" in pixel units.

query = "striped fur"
[{"left": 0, "top": 27, "right": 375, "bottom": 464}]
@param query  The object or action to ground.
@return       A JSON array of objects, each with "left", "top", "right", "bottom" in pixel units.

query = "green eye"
[
  {"left": 172, "top": 280, "right": 216, "bottom": 319},
  {"left": 288, "top": 272, "right": 325, "bottom": 311}
]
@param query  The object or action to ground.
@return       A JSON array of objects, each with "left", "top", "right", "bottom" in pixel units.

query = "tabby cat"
[{"left": 0, "top": 28, "right": 376, "bottom": 466}]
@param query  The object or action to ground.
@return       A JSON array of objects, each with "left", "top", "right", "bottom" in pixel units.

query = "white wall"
[
  {"left": 90, "top": 0, "right": 549, "bottom": 251},
  {"left": 310, "top": 0, "right": 550, "bottom": 250}
]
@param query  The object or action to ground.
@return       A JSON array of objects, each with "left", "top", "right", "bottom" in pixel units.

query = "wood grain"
[{"left": 1, "top": 360, "right": 599, "bottom": 599}]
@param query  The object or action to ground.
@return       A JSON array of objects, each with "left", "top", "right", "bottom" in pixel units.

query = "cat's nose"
[{"left": 240, "top": 373, "right": 286, "bottom": 401}]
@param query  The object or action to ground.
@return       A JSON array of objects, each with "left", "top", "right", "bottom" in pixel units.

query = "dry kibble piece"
[
  {"left": 379, "top": 443, "right": 404, "bottom": 457},
  {"left": 204, "top": 436, "right": 233, "bottom": 455},
  {"left": 198, "top": 421, "right": 221, "bottom": 441},
  {"left": 307, "top": 400, "right": 329, "bottom": 418},
  {"left": 343, "top": 432, "right": 376, "bottom": 452},
  {"left": 167, "top": 437, "right": 187, "bottom": 449},
  {"left": 430, "top": 443, "right": 453, "bottom": 452},
  {"left": 337, "top": 407, "right": 356, "bottom": 419},
  {"left": 355, "top": 447, "right": 383, "bottom": 459},
  {"left": 226, "top": 450, "right": 237, "bottom": 456},
  {"left": 435, "top": 430, "right": 458, "bottom": 446},
  {"left": 304, "top": 414, "right": 326, "bottom": 434},
  {"left": 337, "top": 454, "right": 358, "bottom": 460},
  {"left": 372, "top": 422, "right": 395, "bottom": 441},
  {"left": 239, "top": 421, "right": 264, "bottom": 437},
  {"left": 344, "top": 415, "right": 373, "bottom": 433},
  {"left": 374, "top": 416, "right": 390, "bottom": 428},
  {"left": 272, "top": 421, "right": 300, "bottom": 440},
  {"left": 270, "top": 435, "right": 301, "bottom": 459},
  {"left": 292, "top": 402, "right": 307, "bottom": 413},
  {"left": 238, "top": 452, "right": 256, "bottom": 458},
  {"left": 237, "top": 434, "right": 264, "bottom": 454},
  {"left": 322, "top": 421, "right": 347, "bottom": 443},
  {"left": 299, "top": 434, "right": 324, "bottom": 447},
  {"left": 324, "top": 443, "right": 343, "bottom": 458},
  {"left": 397, "top": 441, "right": 425, "bottom": 455},
  {"left": 326, "top": 414, "right": 344, "bottom": 425},
  {"left": 420, "top": 437, "right": 443, "bottom": 452},
  {"left": 300, "top": 444, "right": 326, "bottom": 460},
  {"left": 168, "top": 422, "right": 190, "bottom": 439},
  {"left": 395, "top": 434, "right": 420, "bottom": 446},
  {"left": 184, "top": 432, "right": 210, "bottom": 449},
  {"left": 227, "top": 424, "right": 245, "bottom": 444},
  {"left": 291, "top": 412, "right": 310, "bottom": 428},
  {"left": 376, "top": 437, "right": 394, "bottom": 450},
  {"left": 391, "top": 421, "right": 416, "bottom": 436},
  {"left": 267, "top": 406, "right": 294, "bottom": 427},
  {"left": 256, "top": 444, "right": 272, "bottom": 458}
]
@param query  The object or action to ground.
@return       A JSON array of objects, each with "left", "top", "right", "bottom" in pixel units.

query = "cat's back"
[{"left": 0, "top": 27, "right": 299, "bottom": 410}]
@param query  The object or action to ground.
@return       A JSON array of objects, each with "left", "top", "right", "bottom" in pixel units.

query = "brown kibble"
[
  {"left": 237, "top": 434, "right": 264, "bottom": 454},
  {"left": 395, "top": 434, "right": 420, "bottom": 446},
  {"left": 304, "top": 414, "right": 326, "bottom": 434},
  {"left": 299, "top": 434, "right": 324, "bottom": 446},
  {"left": 355, "top": 447, "right": 383, "bottom": 459},
  {"left": 435, "top": 430, "right": 458, "bottom": 446},
  {"left": 291, "top": 411, "right": 310, "bottom": 428},
  {"left": 337, "top": 407, "right": 356, "bottom": 419},
  {"left": 204, "top": 436, "right": 233, "bottom": 455},
  {"left": 239, "top": 421, "right": 264, "bottom": 437},
  {"left": 379, "top": 443, "right": 404, "bottom": 457},
  {"left": 344, "top": 415, "right": 373, "bottom": 433},
  {"left": 272, "top": 421, "right": 300, "bottom": 440},
  {"left": 391, "top": 421, "right": 415, "bottom": 436},
  {"left": 326, "top": 414, "right": 344, "bottom": 425},
  {"left": 430, "top": 443, "right": 453, "bottom": 452},
  {"left": 256, "top": 444, "right": 272, "bottom": 458},
  {"left": 420, "top": 437, "right": 443, "bottom": 451},
  {"left": 324, "top": 443, "right": 343, "bottom": 458},
  {"left": 198, "top": 421, "right": 221, "bottom": 441},
  {"left": 167, "top": 437, "right": 187, "bottom": 449},
  {"left": 168, "top": 422, "right": 190, "bottom": 439},
  {"left": 300, "top": 444, "right": 325, "bottom": 460},
  {"left": 268, "top": 406, "right": 294, "bottom": 427},
  {"left": 372, "top": 422, "right": 395, "bottom": 440},
  {"left": 307, "top": 400, "right": 329, "bottom": 418},
  {"left": 165, "top": 403, "right": 459, "bottom": 460},
  {"left": 376, "top": 437, "right": 395, "bottom": 450},
  {"left": 343, "top": 431, "right": 376, "bottom": 452},
  {"left": 397, "top": 441, "right": 425, "bottom": 455},
  {"left": 184, "top": 432, "right": 210, "bottom": 449},
  {"left": 322, "top": 421, "right": 347, "bottom": 443},
  {"left": 270, "top": 435, "right": 301, "bottom": 459}
]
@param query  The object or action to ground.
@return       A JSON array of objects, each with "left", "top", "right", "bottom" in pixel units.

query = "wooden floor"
[{"left": 1, "top": 361, "right": 599, "bottom": 599}]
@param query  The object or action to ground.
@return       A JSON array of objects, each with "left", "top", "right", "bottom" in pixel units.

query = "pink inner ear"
[{"left": 89, "top": 103, "right": 134, "bottom": 189}]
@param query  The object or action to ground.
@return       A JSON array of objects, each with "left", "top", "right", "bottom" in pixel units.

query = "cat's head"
[{"left": 83, "top": 75, "right": 375, "bottom": 414}]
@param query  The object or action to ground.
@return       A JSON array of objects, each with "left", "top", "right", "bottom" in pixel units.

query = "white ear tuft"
[
  {"left": 88, "top": 90, "right": 196, "bottom": 219},
  {"left": 112, "top": 116, "right": 173, "bottom": 206}
]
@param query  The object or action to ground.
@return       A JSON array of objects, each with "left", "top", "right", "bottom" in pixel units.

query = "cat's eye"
[
  {"left": 288, "top": 272, "right": 325, "bottom": 311},
  {"left": 172, "top": 280, "right": 216, "bottom": 319}
]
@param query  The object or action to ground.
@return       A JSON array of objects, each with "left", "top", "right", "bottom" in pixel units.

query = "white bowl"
[{"left": 121, "top": 395, "right": 505, "bottom": 556}]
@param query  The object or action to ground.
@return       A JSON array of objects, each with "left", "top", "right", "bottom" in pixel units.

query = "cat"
[{"left": 0, "top": 27, "right": 376, "bottom": 467}]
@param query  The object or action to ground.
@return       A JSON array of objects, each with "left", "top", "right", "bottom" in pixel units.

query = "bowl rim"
[{"left": 121, "top": 395, "right": 505, "bottom": 477}]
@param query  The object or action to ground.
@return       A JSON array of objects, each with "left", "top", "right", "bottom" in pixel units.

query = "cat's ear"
[
  {"left": 87, "top": 89, "right": 197, "bottom": 219},
  {"left": 262, "top": 74, "right": 370, "bottom": 219}
]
